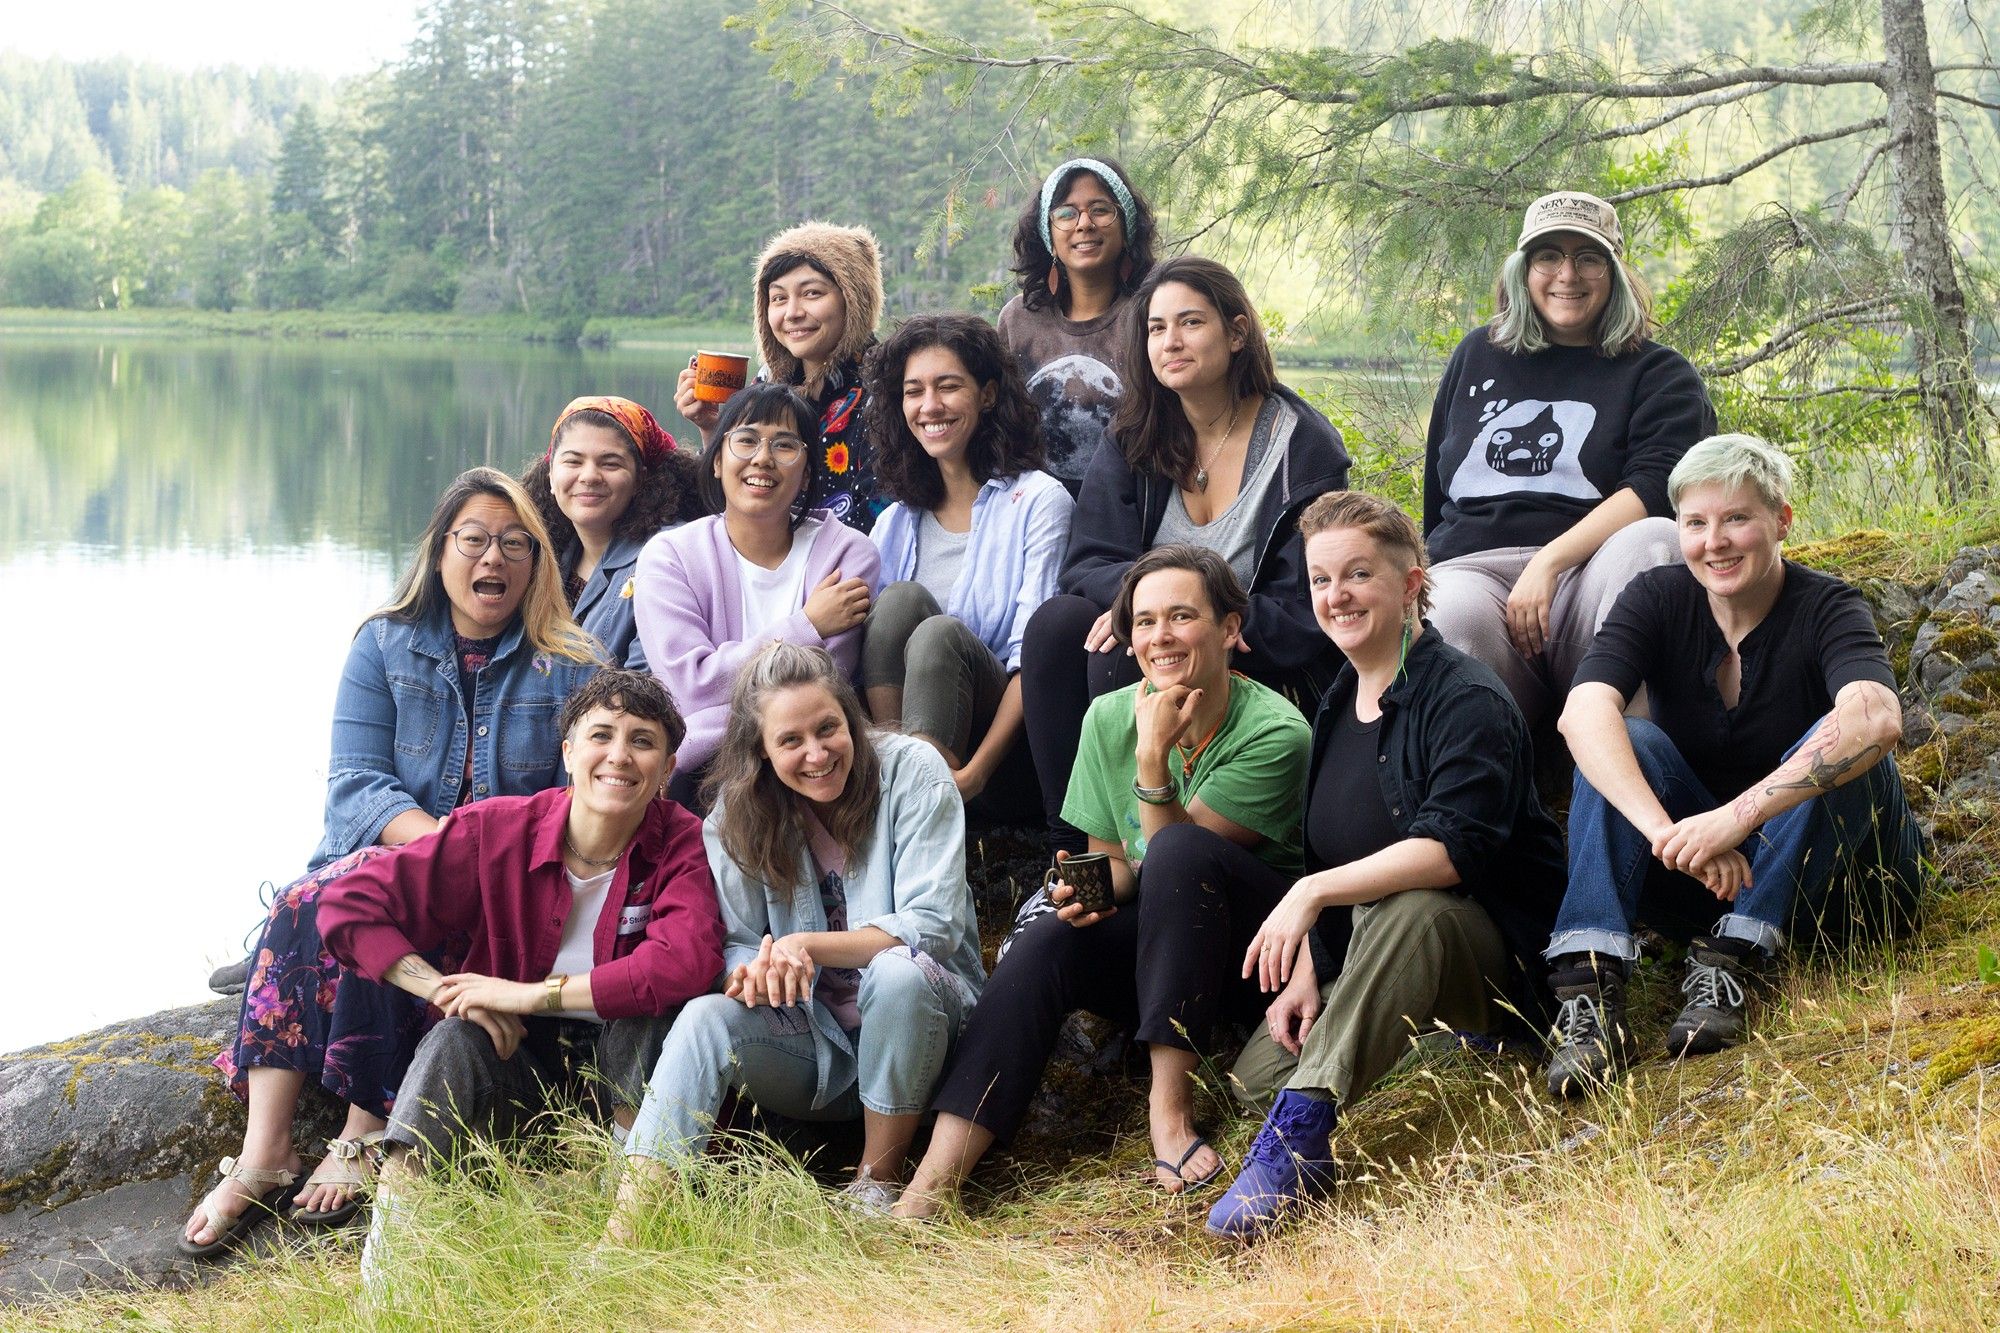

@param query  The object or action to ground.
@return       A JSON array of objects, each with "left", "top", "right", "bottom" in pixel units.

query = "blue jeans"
[
  {"left": 625, "top": 946, "right": 975, "bottom": 1163},
  {"left": 1548, "top": 717, "right": 1923, "bottom": 961}
]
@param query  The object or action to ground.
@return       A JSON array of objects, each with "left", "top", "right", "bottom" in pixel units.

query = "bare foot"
[{"left": 1149, "top": 1129, "right": 1220, "bottom": 1194}]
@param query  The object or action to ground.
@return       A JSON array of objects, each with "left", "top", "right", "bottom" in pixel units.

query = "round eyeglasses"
[
  {"left": 723, "top": 430, "right": 808, "bottom": 466},
  {"left": 1049, "top": 201, "right": 1120, "bottom": 231},
  {"left": 449, "top": 525, "right": 538, "bottom": 562},
  {"left": 1527, "top": 247, "right": 1612, "bottom": 278}
]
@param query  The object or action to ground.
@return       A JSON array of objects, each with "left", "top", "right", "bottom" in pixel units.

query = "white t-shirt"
[
  {"left": 549, "top": 865, "right": 616, "bottom": 1021},
  {"left": 736, "top": 517, "right": 825, "bottom": 636}
]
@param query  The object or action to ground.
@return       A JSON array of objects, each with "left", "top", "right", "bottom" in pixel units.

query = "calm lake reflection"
[{"left": 0, "top": 333, "right": 708, "bottom": 1053}]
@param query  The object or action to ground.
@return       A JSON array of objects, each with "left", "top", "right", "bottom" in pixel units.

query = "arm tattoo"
[
  {"left": 392, "top": 956, "right": 443, "bottom": 985},
  {"left": 1766, "top": 743, "right": 1882, "bottom": 796}
]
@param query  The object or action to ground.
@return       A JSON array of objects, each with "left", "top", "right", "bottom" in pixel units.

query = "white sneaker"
[{"left": 836, "top": 1168, "right": 900, "bottom": 1216}]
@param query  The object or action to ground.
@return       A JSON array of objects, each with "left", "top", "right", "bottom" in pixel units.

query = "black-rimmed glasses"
[{"left": 449, "top": 525, "right": 538, "bottom": 561}]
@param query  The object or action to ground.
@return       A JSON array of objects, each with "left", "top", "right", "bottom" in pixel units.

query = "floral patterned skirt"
[{"left": 213, "top": 845, "right": 452, "bottom": 1120}]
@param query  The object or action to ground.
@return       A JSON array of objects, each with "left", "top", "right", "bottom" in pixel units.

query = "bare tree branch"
[
  {"left": 1581, "top": 81, "right": 1779, "bottom": 141},
  {"left": 1756, "top": 385, "right": 1921, "bottom": 402},
  {"left": 1832, "top": 139, "right": 1890, "bottom": 222},
  {"left": 1938, "top": 89, "right": 2000, "bottom": 111},
  {"left": 1606, "top": 116, "right": 1888, "bottom": 203},
  {"left": 1702, "top": 296, "right": 1904, "bottom": 377}
]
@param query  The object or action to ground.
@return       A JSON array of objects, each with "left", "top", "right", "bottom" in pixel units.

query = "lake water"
[{"left": 0, "top": 333, "right": 706, "bottom": 1054}]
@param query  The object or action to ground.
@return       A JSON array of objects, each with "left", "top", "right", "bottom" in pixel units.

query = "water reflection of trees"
[{"left": 0, "top": 337, "right": 693, "bottom": 556}]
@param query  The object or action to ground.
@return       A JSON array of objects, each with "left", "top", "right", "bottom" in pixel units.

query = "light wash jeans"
[
  {"left": 1547, "top": 716, "right": 1924, "bottom": 962},
  {"left": 625, "top": 945, "right": 975, "bottom": 1163}
]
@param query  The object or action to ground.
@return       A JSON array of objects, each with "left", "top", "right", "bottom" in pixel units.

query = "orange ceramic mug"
[{"left": 692, "top": 350, "right": 751, "bottom": 405}]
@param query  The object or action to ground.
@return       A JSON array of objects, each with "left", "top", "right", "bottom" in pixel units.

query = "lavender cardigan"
[{"left": 634, "top": 512, "right": 881, "bottom": 770}]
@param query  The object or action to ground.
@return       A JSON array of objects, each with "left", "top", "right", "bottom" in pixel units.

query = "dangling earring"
[{"left": 1047, "top": 263, "right": 1062, "bottom": 297}]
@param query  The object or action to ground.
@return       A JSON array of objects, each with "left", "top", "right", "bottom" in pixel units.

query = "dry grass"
[{"left": 16, "top": 900, "right": 2000, "bottom": 1331}]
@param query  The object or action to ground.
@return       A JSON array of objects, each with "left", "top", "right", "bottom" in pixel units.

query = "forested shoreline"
[{"left": 0, "top": 0, "right": 1044, "bottom": 324}]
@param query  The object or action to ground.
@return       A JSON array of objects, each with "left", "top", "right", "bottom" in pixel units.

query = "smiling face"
[
  {"left": 901, "top": 344, "right": 996, "bottom": 469},
  {"left": 1305, "top": 527, "right": 1421, "bottom": 664},
  {"left": 1677, "top": 481, "right": 1791, "bottom": 603},
  {"left": 550, "top": 422, "right": 638, "bottom": 538},
  {"left": 764, "top": 263, "right": 847, "bottom": 374},
  {"left": 1128, "top": 567, "right": 1238, "bottom": 695},
  {"left": 563, "top": 704, "right": 674, "bottom": 820},
  {"left": 1146, "top": 281, "right": 1245, "bottom": 396},
  {"left": 1524, "top": 231, "right": 1614, "bottom": 347},
  {"left": 1050, "top": 173, "right": 1125, "bottom": 280},
  {"left": 714, "top": 416, "right": 810, "bottom": 523},
  {"left": 759, "top": 683, "right": 854, "bottom": 810},
  {"left": 438, "top": 494, "right": 534, "bottom": 639}
]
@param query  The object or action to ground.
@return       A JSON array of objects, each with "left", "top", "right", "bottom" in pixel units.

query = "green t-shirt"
[{"left": 1061, "top": 673, "right": 1310, "bottom": 874}]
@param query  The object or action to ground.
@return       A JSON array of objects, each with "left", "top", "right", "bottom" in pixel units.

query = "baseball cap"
[{"left": 1517, "top": 192, "right": 1623, "bottom": 255}]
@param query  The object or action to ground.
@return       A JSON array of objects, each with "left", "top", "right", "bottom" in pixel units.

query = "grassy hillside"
[{"left": 16, "top": 535, "right": 2000, "bottom": 1333}]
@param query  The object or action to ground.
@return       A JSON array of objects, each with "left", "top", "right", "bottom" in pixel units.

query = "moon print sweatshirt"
[{"left": 1421, "top": 327, "right": 1715, "bottom": 565}]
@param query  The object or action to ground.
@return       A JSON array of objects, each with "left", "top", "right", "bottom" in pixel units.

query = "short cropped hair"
[
  {"left": 1668, "top": 433, "right": 1794, "bottom": 513},
  {"left": 1297, "top": 490, "right": 1433, "bottom": 619},
  {"left": 559, "top": 668, "right": 687, "bottom": 753},
  {"left": 1110, "top": 543, "right": 1250, "bottom": 645}
]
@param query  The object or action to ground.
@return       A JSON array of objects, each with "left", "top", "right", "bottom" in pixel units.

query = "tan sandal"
[
  {"left": 293, "top": 1131, "right": 386, "bottom": 1227},
  {"left": 177, "top": 1156, "right": 300, "bottom": 1259}
]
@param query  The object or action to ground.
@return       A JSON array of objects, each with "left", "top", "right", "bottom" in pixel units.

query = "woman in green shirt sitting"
[{"left": 893, "top": 544, "right": 1311, "bottom": 1216}]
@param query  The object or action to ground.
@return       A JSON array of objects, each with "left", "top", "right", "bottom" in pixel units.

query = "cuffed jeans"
[
  {"left": 625, "top": 945, "right": 975, "bottom": 1163},
  {"left": 383, "top": 1010, "right": 678, "bottom": 1156},
  {"left": 1427, "top": 519, "right": 1678, "bottom": 729},
  {"left": 1547, "top": 716, "right": 1924, "bottom": 962},
  {"left": 1229, "top": 889, "right": 1509, "bottom": 1108}
]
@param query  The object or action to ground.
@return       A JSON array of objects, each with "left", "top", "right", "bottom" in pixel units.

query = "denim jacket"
[
  {"left": 871, "top": 471, "right": 1073, "bottom": 673},
  {"left": 567, "top": 532, "right": 650, "bottom": 671},
  {"left": 311, "top": 606, "right": 595, "bottom": 869},
  {"left": 703, "top": 733, "right": 985, "bottom": 1108}
]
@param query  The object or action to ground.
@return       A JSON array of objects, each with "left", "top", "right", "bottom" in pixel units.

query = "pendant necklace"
[{"left": 1192, "top": 398, "right": 1240, "bottom": 494}]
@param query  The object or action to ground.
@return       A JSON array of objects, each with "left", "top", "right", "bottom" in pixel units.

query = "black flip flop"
[{"left": 1153, "top": 1135, "right": 1223, "bottom": 1193}]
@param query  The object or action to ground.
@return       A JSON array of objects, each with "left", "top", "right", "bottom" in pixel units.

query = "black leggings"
[{"left": 930, "top": 823, "right": 1293, "bottom": 1142}]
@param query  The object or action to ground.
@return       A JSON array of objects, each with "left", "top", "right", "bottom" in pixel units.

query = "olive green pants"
[{"left": 1230, "top": 888, "right": 1510, "bottom": 1109}]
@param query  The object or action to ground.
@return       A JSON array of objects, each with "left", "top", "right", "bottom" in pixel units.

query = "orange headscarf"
[{"left": 547, "top": 396, "right": 677, "bottom": 467}]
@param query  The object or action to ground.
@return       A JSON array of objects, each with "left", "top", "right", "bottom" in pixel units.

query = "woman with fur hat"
[{"left": 675, "top": 221, "right": 888, "bottom": 534}]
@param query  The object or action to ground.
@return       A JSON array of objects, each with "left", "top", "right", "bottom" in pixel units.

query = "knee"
[
  {"left": 657, "top": 994, "right": 744, "bottom": 1071},
  {"left": 1024, "top": 594, "right": 1096, "bottom": 664},
  {"left": 1621, "top": 716, "right": 1678, "bottom": 767},
  {"left": 1426, "top": 582, "right": 1511, "bottom": 667},
  {"left": 906, "top": 615, "right": 975, "bottom": 678},
  {"left": 1598, "top": 516, "right": 1679, "bottom": 569},
  {"left": 875, "top": 580, "right": 939, "bottom": 626},
  {"left": 1137, "top": 824, "right": 1232, "bottom": 898},
  {"left": 858, "top": 947, "right": 949, "bottom": 1022}
]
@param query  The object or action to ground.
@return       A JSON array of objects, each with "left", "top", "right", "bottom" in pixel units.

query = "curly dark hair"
[
  {"left": 1010, "top": 157, "right": 1159, "bottom": 315},
  {"left": 522, "top": 408, "right": 703, "bottom": 564},
  {"left": 863, "top": 314, "right": 1046, "bottom": 512},
  {"left": 558, "top": 667, "right": 688, "bottom": 753}
]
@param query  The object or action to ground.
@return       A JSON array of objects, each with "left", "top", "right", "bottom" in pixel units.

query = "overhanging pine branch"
[
  {"left": 1582, "top": 81, "right": 1780, "bottom": 141},
  {"left": 1937, "top": 89, "right": 2000, "bottom": 111},
  {"left": 1701, "top": 296, "right": 1904, "bottom": 378},
  {"left": 1606, "top": 116, "right": 1888, "bottom": 203}
]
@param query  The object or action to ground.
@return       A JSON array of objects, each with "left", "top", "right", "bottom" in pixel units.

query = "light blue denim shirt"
[
  {"left": 566, "top": 532, "right": 650, "bottom": 670},
  {"left": 311, "top": 606, "right": 596, "bottom": 869},
  {"left": 702, "top": 732, "right": 986, "bottom": 1109},
  {"left": 870, "top": 471, "right": 1073, "bottom": 673}
]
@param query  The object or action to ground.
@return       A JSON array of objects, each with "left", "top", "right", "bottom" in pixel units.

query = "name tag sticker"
[{"left": 618, "top": 905, "right": 650, "bottom": 936}]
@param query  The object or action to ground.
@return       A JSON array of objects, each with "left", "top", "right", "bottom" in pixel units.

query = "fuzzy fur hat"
[{"left": 752, "top": 221, "right": 884, "bottom": 395}]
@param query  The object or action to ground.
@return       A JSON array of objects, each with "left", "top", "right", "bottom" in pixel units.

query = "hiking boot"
[
  {"left": 1204, "top": 1089, "right": 1340, "bottom": 1241},
  {"left": 1544, "top": 956, "right": 1635, "bottom": 1098},
  {"left": 1665, "top": 936, "right": 1770, "bottom": 1057}
]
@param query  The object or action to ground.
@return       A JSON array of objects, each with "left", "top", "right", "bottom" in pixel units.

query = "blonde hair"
[
  {"left": 372, "top": 466, "right": 601, "bottom": 665},
  {"left": 1297, "top": 490, "right": 1432, "bottom": 619},
  {"left": 1668, "top": 433, "right": 1794, "bottom": 512}
]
